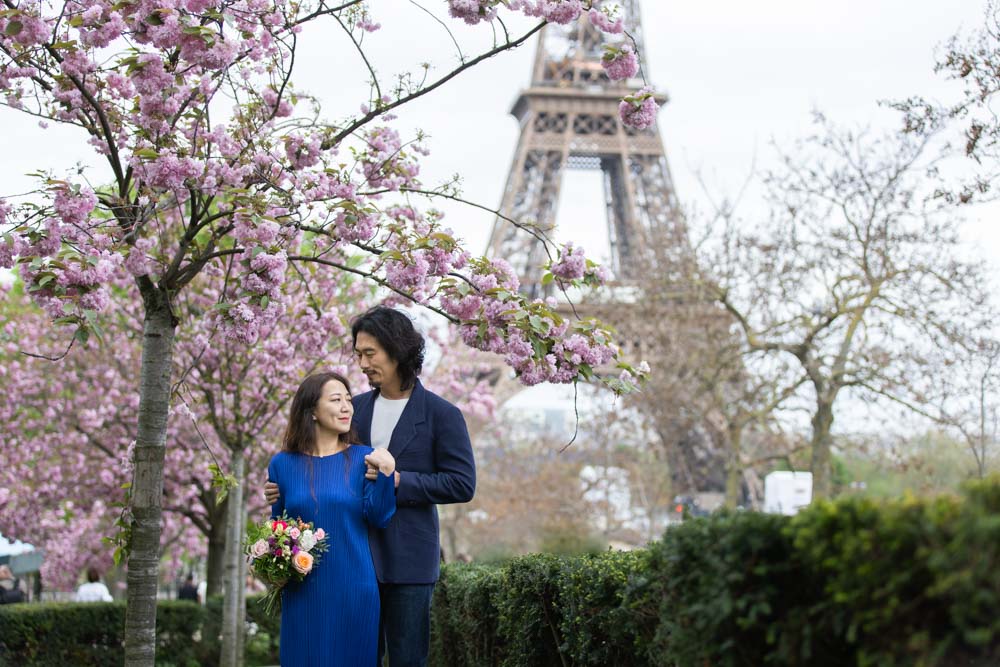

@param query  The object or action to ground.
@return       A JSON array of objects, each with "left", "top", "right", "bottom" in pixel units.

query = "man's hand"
[
  {"left": 365, "top": 464, "right": 401, "bottom": 488},
  {"left": 263, "top": 481, "right": 279, "bottom": 505},
  {"left": 364, "top": 448, "right": 396, "bottom": 477}
]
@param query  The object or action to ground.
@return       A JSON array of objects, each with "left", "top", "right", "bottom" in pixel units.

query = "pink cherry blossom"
[
  {"left": 619, "top": 85, "right": 659, "bottom": 130},
  {"left": 602, "top": 45, "right": 638, "bottom": 81},
  {"left": 589, "top": 6, "right": 624, "bottom": 34}
]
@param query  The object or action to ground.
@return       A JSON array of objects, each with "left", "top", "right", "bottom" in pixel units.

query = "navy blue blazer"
[{"left": 353, "top": 379, "right": 475, "bottom": 584}]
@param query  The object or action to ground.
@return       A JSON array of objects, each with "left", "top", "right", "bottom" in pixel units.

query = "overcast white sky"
[{"left": 1, "top": 0, "right": 997, "bottom": 268}]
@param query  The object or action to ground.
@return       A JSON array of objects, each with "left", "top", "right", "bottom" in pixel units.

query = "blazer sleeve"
[
  {"left": 396, "top": 403, "right": 476, "bottom": 506},
  {"left": 267, "top": 455, "right": 285, "bottom": 519}
]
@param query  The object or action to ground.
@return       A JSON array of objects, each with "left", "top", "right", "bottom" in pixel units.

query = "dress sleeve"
[
  {"left": 363, "top": 470, "right": 396, "bottom": 528},
  {"left": 267, "top": 455, "right": 284, "bottom": 519}
]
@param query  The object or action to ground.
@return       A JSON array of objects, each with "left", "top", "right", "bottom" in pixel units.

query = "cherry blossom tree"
[
  {"left": 0, "top": 1, "right": 649, "bottom": 661},
  {"left": 0, "top": 268, "right": 362, "bottom": 592}
]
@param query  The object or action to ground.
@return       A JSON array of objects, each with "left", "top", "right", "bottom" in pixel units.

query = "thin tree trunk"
[
  {"left": 124, "top": 287, "right": 176, "bottom": 666},
  {"left": 206, "top": 498, "right": 229, "bottom": 598},
  {"left": 810, "top": 401, "right": 835, "bottom": 499},
  {"left": 220, "top": 449, "right": 246, "bottom": 667},
  {"left": 237, "top": 541, "right": 248, "bottom": 667},
  {"left": 724, "top": 426, "right": 743, "bottom": 509}
]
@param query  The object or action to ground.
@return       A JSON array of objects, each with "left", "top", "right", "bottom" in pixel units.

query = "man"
[
  {"left": 0, "top": 564, "right": 25, "bottom": 605},
  {"left": 265, "top": 306, "right": 476, "bottom": 666},
  {"left": 177, "top": 573, "right": 199, "bottom": 603}
]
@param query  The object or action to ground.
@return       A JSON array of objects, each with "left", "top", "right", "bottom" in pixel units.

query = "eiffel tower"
[
  {"left": 477, "top": 7, "right": 732, "bottom": 500},
  {"left": 485, "top": 0, "right": 686, "bottom": 299}
]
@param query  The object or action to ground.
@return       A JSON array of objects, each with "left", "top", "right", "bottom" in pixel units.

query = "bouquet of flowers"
[{"left": 244, "top": 512, "right": 329, "bottom": 615}]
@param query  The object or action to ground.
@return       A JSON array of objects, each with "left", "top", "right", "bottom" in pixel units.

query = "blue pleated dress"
[{"left": 268, "top": 447, "right": 396, "bottom": 666}]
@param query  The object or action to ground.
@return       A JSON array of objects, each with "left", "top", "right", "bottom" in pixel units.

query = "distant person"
[
  {"left": 178, "top": 574, "right": 200, "bottom": 603},
  {"left": 0, "top": 564, "right": 25, "bottom": 604},
  {"left": 74, "top": 567, "right": 113, "bottom": 602}
]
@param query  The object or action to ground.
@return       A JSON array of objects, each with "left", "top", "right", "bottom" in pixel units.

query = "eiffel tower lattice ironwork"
[{"left": 486, "top": 1, "right": 685, "bottom": 299}]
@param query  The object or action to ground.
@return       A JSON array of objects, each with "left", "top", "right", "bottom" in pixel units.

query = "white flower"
[{"left": 298, "top": 530, "right": 316, "bottom": 552}]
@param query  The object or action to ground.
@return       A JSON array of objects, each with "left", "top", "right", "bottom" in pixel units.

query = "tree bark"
[
  {"left": 220, "top": 449, "right": 246, "bottom": 667},
  {"left": 124, "top": 286, "right": 176, "bottom": 666},
  {"left": 237, "top": 543, "right": 248, "bottom": 667},
  {"left": 205, "top": 498, "right": 229, "bottom": 598},
  {"left": 810, "top": 400, "right": 835, "bottom": 499},
  {"left": 724, "top": 426, "right": 743, "bottom": 509}
]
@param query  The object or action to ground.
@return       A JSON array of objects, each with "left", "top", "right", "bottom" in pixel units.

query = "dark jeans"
[{"left": 378, "top": 582, "right": 435, "bottom": 667}]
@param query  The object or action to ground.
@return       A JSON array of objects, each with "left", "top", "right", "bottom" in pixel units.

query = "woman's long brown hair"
[
  {"left": 282, "top": 372, "right": 360, "bottom": 506},
  {"left": 282, "top": 371, "right": 359, "bottom": 454}
]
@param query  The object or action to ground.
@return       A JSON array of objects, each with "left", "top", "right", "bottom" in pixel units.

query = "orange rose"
[{"left": 292, "top": 551, "right": 314, "bottom": 575}]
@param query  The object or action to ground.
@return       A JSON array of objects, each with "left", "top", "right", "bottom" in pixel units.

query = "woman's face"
[{"left": 313, "top": 379, "right": 353, "bottom": 435}]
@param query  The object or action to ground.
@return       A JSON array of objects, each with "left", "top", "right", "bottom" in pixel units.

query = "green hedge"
[
  {"left": 431, "top": 550, "right": 652, "bottom": 667},
  {"left": 0, "top": 595, "right": 278, "bottom": 666},
  {"left": 430, "top": 562, "right": 505, "bottom": 667},
  {"left": 431, "top": 477, "right": 1000, "bottom": 667},
  {"left": 0, "top": 600, "right": 207, "bottom": 666},
  {"left": 4, "top": 480, "right": 999, "bottom": 666}
]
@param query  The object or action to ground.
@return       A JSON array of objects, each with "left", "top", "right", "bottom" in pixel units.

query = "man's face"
[
  {"left": 0, "top": 565, "right": 11, "bottom": 580},
  {"left": 354, "top": 331, "right": 400, "bottom": 389}
]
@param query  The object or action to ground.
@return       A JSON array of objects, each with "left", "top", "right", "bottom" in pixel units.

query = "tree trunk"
[
  {"left": 237, "top": 544, "right": 248, "bottom": 665},
  {"left": 124, "top": 287, "right": 176, "bottom": 666},
  {"left": 810, "top": 401, "right": 835, "bottom": 499},
  {"left": 205, "top": 498, "right": 229, "bottom": 598},
  {"left": 724, "top": 426, "right": 743, "bottom": 509},
  {"left": 220, "top": 449, "right": 246, "bottom": 667}
]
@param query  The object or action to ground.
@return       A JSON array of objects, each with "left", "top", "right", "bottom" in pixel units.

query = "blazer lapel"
[{"left": 387, "top": 380, "right": 426, "bottom": 459}]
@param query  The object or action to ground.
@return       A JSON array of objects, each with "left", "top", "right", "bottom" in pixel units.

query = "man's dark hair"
[{"left": 351, "top": 306, "right": 425, "bottom": 391}]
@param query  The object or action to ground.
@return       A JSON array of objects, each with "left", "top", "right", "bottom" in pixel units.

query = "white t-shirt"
[
  {"left": 370, "top": 394, "right": 409, "bottom": 449},
  {"left": 75, "top": 581, "right": 113, "bottom": 602}
]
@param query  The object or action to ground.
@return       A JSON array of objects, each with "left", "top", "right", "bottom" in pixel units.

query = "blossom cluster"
[
  {"left": 432, "top": 254, "right": 626, "bottom": 387},
  {"left": 602, "top": 44, "right": 639, "bottom": 81},
  {"left": 618, "top": 86, "right": 659, "bottom": 130},
  {"left": 548, "top": 242, "right": 611, "bottom": 287},
  {"left": 589, "top": 4, "right": 623, "bottom": 34}
]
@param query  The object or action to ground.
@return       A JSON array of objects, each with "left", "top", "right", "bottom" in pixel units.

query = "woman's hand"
[
  {"left": 363, "top": 448, "right": 396, "bottom": 478},
  {"left": 263, "top": 481, "right": 279, "bottom": 505}
]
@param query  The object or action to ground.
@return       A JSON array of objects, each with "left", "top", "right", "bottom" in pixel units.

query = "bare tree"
[
  {"left": 705, "top": 114, "right": 991, "bottom": 498},
  {"left": 894, "top": 0, "right": 1000, "bottom": 201},
  {"left": 609, "top": 215, "right": 804, "bottom": 508},
  {"left": 883, "top": 336, "right": 1000, "bottom": 479}
]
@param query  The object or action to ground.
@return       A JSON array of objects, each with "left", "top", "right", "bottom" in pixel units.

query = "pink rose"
[
  {"left": 250, "top": 539, "right": 268, "bottom": 559},
  {"left": 314, "top": 528, "right": 326, "bottom": 541},
  {"left": 289, "top": 527, "right": 301, "bottom": 539}
]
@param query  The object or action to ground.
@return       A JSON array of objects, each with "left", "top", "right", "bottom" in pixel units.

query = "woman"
[
  {"left": 74, "top": 567, "right": 113, "bottom": 602},
  {"left": 267, "top": 371, "right": 396, "bottom": 666}
]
